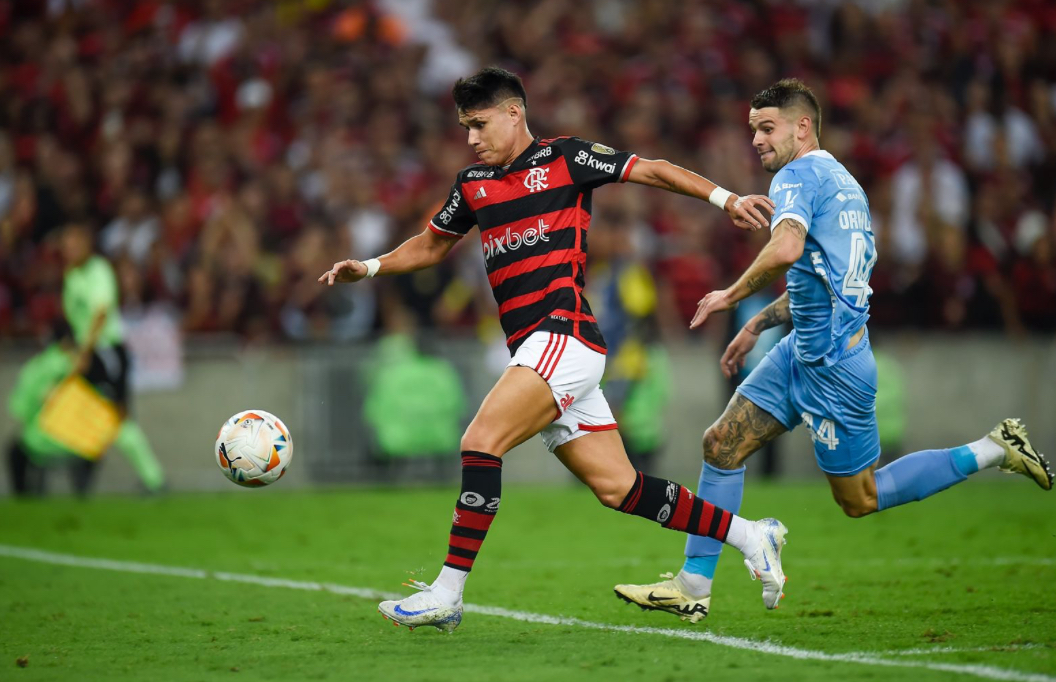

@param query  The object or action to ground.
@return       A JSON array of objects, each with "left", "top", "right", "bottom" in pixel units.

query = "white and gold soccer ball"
[{"left": 215, "top": 410, "right": 293, "bottom": 487}]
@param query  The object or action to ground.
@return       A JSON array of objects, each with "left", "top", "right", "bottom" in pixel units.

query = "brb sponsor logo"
[
  {"left": 483, "top": 218, "right": 550, "bottom": 262},
  {"left": 527, "top": 146, "right": 552, "bottom": 165},
  {"left": 524, "top": 167, "right": 550, "bottom": 193},
  {"left": 574, "top": 150, "right": 616, "bottom": 174}
]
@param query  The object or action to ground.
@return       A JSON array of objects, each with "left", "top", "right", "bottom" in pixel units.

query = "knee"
[
  {"left": 836, "top": 497, "right": 877, "bottom": 518},
  {"left": 592, "top": 473, "right": 637, "bottom": 510},
  {"left": 460, "top": 430, "right": 501, "bottom": 457},
  {"left": 702, "top": 427, "right": 745, "bottom": 470},
  {"left": 596, "top": 487, "right": 626, "bottom": 510}
]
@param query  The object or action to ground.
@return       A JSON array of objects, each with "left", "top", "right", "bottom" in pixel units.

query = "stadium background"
[{"left": 1, "top": 0, "right": 1055, "bottom": 494}]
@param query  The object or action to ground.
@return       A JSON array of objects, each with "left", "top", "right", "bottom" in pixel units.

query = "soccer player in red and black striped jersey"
[{"left": 320, "top": 67, "right": 787, "bottom": 631}]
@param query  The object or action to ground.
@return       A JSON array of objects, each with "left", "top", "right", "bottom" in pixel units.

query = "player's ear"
[
  {"left": 798, "top": 114, "right": 813, "bottom": 140},
  {"left": 509, "top": 101, "right": 523, "bottom": 124}
]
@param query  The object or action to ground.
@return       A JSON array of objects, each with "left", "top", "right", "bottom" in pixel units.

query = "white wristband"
[
  {"left": 709, "top": 187, "right": 733, "bottom": 210},
  {"left": 363, "top": 258, "right": 381, "bottom": 278}
]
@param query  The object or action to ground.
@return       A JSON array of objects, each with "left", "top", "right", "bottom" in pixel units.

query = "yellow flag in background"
[{"left": 38, "top": 375, "right": 121, "bottom": 460}]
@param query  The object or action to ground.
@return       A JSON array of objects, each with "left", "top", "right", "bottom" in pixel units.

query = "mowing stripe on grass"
[{"left": 0, "top": 544, "right": 1051, "bottom": 682}]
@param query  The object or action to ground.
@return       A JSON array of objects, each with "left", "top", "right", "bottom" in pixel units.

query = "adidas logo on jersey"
[{"left": 474, "top": 187, "right": 487, "bottom": 200}]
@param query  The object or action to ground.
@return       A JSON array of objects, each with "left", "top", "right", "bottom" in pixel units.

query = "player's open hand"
[
  {"left": 726, "top": 194, "right": 774, "bottom": 231},
  {"left": 720, "top": 326, "right": 761, "bottom": 379},
  {"left": 318, "top": 259, "right": 368, "bottom": 285},
  {"left": 689, "top": 289, "right": 737, "bottom": 330}
]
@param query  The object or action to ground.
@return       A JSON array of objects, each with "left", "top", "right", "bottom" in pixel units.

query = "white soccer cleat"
[
  {"left": 741, "top": 517, "right": 788, "bottom": 609},
  {"left": 991, "top": 418, "right": 1053, "bottom": 491},
  {"left": 613, "top": 572, "right": 711, "bottom": 623},
  {"left": 378, "top": 580, "right": 463, "bottom": 633}
]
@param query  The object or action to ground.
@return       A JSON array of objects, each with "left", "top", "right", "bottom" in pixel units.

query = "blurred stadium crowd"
[{"left": 2, "top": 0, "right": 1055, "bottom": 345}]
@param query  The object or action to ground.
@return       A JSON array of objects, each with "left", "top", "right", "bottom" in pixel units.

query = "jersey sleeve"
[
  {"left": 558, "top": 137, "right": 638, "bottom": 189},
  {"left": 427, "top": 178, "right": 475, "bottom": 239},
  {"left": 768, "top": 167, "right": 818, "bottom": 233}
]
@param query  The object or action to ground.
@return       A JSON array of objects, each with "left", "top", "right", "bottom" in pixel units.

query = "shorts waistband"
[{"left": 841, "top": 327, "right": 870, "bottom": 360}]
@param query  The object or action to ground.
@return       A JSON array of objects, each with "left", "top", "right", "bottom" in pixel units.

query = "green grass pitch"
[{"left": 1, "top": 479, "right": 1053, "bottom": 681}]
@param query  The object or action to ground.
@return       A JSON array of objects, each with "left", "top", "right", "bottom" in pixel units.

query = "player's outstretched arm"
[
  {"left": 689, "top": 219, "right": 805, "bottom": 329},
  {"left": 625, "top": 158, "right": 774, "bottom": 231},
  {"left": 720, "top": 292, "right": 791, "bottom": 378},
  {"left": 318, "top": 228, "right": 460, "bottom": 286}
]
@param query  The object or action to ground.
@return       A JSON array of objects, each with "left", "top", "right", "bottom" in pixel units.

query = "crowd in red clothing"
[{"left": 1, "top": 0, "right": 1054, "bottom": 344}]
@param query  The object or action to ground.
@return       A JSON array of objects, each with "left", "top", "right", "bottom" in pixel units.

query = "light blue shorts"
[{"left": 736, "top": 330, "right": 881, "bottom": 476}]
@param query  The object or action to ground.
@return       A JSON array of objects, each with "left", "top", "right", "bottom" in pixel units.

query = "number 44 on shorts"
[{"left": 801, "top": 412, "right": 840, "bottom": 450}]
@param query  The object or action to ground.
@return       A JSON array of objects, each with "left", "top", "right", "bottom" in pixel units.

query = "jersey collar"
[
  {"left": 504, "top": 137, "right": 542, "bottom": 171},
  {"left": 803, "top": 149, "right": 834, "bottom": 160}
]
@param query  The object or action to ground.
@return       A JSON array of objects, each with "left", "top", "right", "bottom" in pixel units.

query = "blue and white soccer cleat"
[
  {"left": 741, "top": 517, "right": 788, "bottom": 609},
  {"left": 378, "top": 580, "right": 463, "bottom": 633},
  {"left": 992, "top": 418, "right": 1053, "bottom": 491}
]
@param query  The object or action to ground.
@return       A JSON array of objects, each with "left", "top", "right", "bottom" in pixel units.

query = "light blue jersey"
[
  {"left": 738, "top": 150, "right": 881, "bottom": 476},
  {"left": 768, "top": 151, "right": 876, "bottom": 366}
]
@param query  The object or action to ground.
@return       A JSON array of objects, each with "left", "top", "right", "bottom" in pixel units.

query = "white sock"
[
  {"left": 967, "top": 435, "right": 1006, "bottom": 470},
  {"left": 723, "top": 515, "right": 752, "bottom": 554},
  {"left": 433, "top": 566, "right": 468, "bottom": 602},
  {"left": 675, "top": 569, "right": 712, "bottom": 598}
]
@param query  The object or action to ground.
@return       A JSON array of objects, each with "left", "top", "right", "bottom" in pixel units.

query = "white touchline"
[
  {"left": 861, "top": 646, "right": 1043, "bottom": 658},
  {"left": 0, "top": 544, "right": 1052, "bottom": 682}
]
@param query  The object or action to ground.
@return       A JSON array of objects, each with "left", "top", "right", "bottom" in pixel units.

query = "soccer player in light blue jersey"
[{"left": 614, "top": 79, "right": 1052, "bottom": 623}]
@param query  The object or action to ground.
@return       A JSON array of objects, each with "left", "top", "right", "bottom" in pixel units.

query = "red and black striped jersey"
[{"left": 428, "top": 136, "right": 639, "bottom": 355}]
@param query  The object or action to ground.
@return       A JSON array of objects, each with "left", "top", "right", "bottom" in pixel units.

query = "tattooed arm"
[
  {"left": 724, "top": 219, "right": 806, "bottom": 304},
  {"left": 746, "top": 291, "right": 791, "bottom": 335},
  {"left": 719, "top": 291, "right": 793, "bottom": 379},
  {"left": 689, "top": 219, "right": 806, "bottom": 329}
]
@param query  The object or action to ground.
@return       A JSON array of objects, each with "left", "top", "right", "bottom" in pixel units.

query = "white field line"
[
  {"left": 863, "top": 646, "right": 1044, "bottom": 657},
  {"left": 0, "top": 545, "right": 1052, "bottom": 682}
]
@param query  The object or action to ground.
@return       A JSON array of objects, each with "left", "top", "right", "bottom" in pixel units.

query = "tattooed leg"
[{"left": 703, "top": 393, "right": 787, "bottom": 469}]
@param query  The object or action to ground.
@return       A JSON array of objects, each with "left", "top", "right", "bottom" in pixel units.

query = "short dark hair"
[
  {"left": 452, "top": 66, "right": 527, "bottom": 114},
  {"left": 751, "top": 78, "right": 822, "bottom": 140}
]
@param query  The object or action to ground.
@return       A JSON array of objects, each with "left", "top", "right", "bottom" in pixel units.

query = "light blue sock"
[
  {"left": 948, "top": 445, "right": 978, "bottom": 475},
  {"left": 682, "top": 463, "right": 745, "bottom": 578},
  {"left": 874, "top": 448, "right": 969, "bottom": 511}
]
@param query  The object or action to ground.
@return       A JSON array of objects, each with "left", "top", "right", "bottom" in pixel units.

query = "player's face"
[
  {"left": 458, "top": 100, "right": 521, "bottom": 166},
  {"left": 749, "top": 107, "right": 796, "bottom": 172},
  {"left": 60, "top": 225, "right": 92, "bottom": 267}
]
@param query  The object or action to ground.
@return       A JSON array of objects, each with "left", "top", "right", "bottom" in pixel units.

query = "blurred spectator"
[
  {"left": 587, "top": 210, "right": 672, "bottom": 473},
  {"left": 100, "top": 189, "right": 160, "bottom": 266},
  {"left": 0, "top": 0, "right": 1053, "bottom": 344},
  {"left": 890, "top": 116, "right": 970, "bottom": 270}
]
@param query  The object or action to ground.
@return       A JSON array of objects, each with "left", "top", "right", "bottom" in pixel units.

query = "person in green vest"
[
  {"left": 363, "top": 333, "right": 467, "bottom": 465},
  {"left": 59, "top": 222, "right": 165, "bottom": 493},
  {"left": 6, "top": 322, "right": 80, "bottom": 495}
]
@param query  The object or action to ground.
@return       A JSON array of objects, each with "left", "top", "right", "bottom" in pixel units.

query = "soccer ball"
[{"left": 215, "top": 410, "right": 293, "bottom": 487}]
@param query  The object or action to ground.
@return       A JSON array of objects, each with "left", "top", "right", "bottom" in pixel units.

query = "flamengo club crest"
[{"left": 524, "top": 166, "right": 550, "bottom": 193}]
